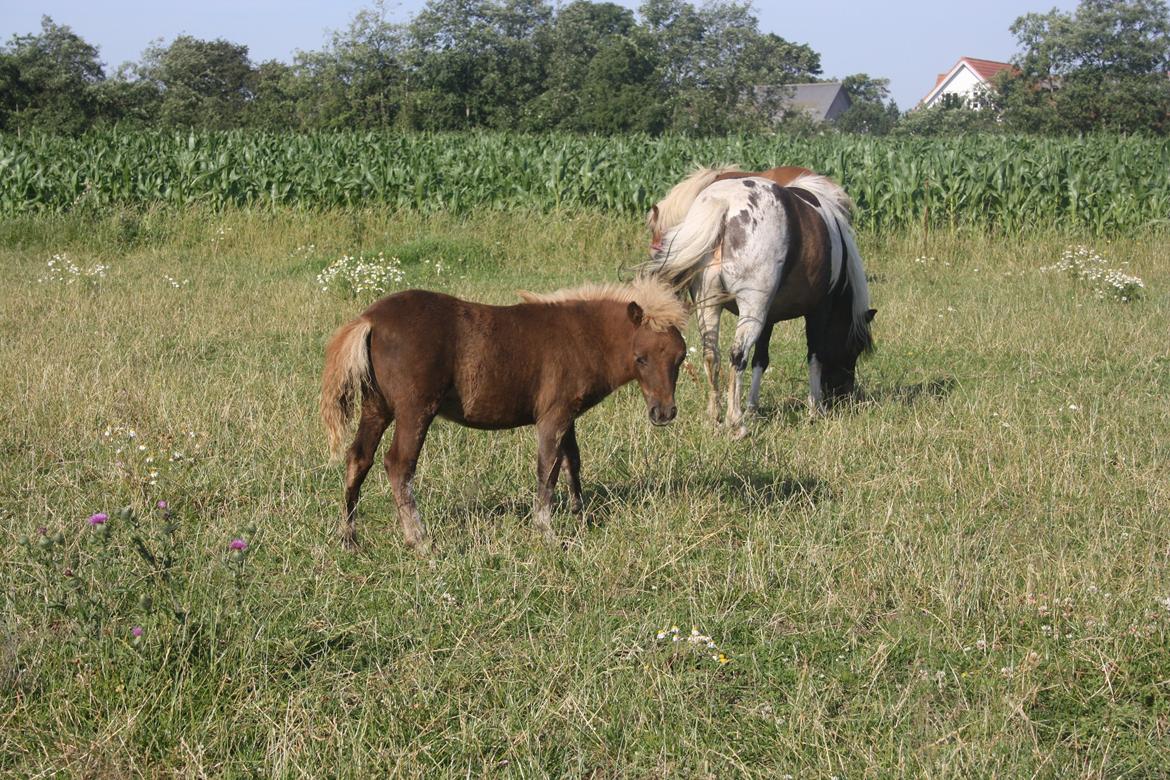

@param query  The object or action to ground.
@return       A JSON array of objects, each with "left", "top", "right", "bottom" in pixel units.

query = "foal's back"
[{"left": 361, "top": 290, "right": 619, "bottom": 429}]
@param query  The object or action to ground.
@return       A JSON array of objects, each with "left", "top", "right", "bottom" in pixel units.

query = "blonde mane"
[
  {"left": 517, "top": 276, "right": 689, "bottom": 332},
  {"left": 649, "top": 165, "right": 741, "bottom": 235}
]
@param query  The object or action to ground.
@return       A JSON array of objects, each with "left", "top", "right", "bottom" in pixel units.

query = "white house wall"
[{"left": 924, "top": 65, "right": 983, "bottom": 108}]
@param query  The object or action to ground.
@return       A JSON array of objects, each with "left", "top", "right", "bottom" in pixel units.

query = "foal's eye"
[{"left": 635, "top": 355, "right": 647, "bottom": 366}]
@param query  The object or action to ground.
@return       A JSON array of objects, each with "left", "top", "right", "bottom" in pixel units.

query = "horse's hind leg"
[
  {"left": 726, "top": 295, "right": 770, "bottom": 440},
  {"left": 693, "top": 268, "right": 723, "bottom": 423},
  {"left": 342, "top": 395, "right": 391, "bottom": 550},
  {"left": 384, "top": 409, "right": 435, "bottom": 551},
  {"left": 746, "top": 322, "right": 775, "bottom": 416}
]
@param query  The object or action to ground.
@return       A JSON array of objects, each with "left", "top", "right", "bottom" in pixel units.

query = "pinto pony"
[
  {"left": 643, "top": 174, "right": 874, "bottom": 438},
  {"left": 320, "top": 279, "right": 687, "bottom": 550},
  {"left": 647, "top": 165, "right": 853, "bottom": 253}
]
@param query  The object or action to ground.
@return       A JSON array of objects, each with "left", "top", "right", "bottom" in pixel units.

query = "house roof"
[
  {"left": 921, "top": 57, "right": 1014, "bottom": 105},
  {"left": 777, "top": 82, "right": 851, "bottom": 121}
]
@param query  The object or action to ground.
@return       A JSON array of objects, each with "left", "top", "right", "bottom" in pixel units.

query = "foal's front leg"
[
  {"left": 533, "top": 418, "right": 567, "bottom": 542},
  {"left": 559, "top": 421, "right": 583, "bottom": 517}
]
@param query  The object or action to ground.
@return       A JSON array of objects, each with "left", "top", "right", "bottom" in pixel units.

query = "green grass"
[{"left": 1, "top": 207, "right": 1168, "bottom": 776}]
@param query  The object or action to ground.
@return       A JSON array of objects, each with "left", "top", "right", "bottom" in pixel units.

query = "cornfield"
[{"left": 2, "top": 130, "right": 1168, "bottom": 233}]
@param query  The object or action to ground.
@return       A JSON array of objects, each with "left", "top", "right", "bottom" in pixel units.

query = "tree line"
[{"left": 1, "top": 0, "right": 1167, "bottom": 138}]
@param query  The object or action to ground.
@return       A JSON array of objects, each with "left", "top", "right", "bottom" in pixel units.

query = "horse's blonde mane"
[
  {"left": 650, "top": 165, "right": 741, "bottom": 234},
  {"left": 787, "top": 172, "right": 856, "bottom": 219},
  {"left": 517, "top": 276, "right": 689, "bottom": 332}
]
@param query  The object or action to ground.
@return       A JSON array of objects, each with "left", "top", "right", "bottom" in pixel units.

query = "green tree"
[
  {"left": 404, "top": 0, "right": 552, "bottom": 129},
  {"left": 836, "top": 73, "right": 900, "bottom": 135},
  {"left": 0, "top": 16, "right": 105, "bottom": 134},
  {"left": 292, "top": 1, "right": 407, "bottom": 130},
  {"left": 894, "top": 93, "right": 1000, "bottom": 137},
  {"left": 638, "top": 0, "right": 821, "bottom": 134},
  {"left": 137, "top": 35, "right": 254, "bottom": 129},
  {"left": 528, "top": 1, "right": 641, "bottom": 129},
  {"left": 999, "top": 0, "right": 1170, "bottom": 133}
]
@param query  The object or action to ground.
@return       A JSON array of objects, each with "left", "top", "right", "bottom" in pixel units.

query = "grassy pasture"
[{"left": 1, "top": 207, "right": 1168, "bottom": 777}]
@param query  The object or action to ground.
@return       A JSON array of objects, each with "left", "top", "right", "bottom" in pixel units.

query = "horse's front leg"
[
  {"left": 692, "top": 267, "right": 723, "bottom": 424},
  {"left": 746, "top": 321, "right": 775, "bottom": 416},
  {"left": 533, "top": 416, "right": 568, "bottom": 543}
]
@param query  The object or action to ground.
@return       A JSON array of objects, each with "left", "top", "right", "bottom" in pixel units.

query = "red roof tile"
[{"left": 960, "top": 57, "right": 1014, "bottom": 81}]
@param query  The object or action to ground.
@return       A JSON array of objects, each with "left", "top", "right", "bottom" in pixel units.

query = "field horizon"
[{"left": 2, "top": 206, "right": 1168, "bottom": 776}]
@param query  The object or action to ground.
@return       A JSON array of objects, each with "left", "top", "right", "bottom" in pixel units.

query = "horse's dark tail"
[{"left": 320, "top": 316, "right": 373, "bottom": 462}]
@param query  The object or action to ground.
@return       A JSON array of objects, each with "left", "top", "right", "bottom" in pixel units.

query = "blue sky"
[{"left": 1, "top": 0, "right": 1080, "bottom": 109}]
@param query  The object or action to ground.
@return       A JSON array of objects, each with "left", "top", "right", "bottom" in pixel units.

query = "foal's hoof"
[
  {"left": 407, "top": 535, "right": 435, "bottom": 556},
  {"left": 729, "top": 424, "right": 750, "bottom": 441},
  {"left": 340, "top": 531, "right": 359, "bottom": 552}
]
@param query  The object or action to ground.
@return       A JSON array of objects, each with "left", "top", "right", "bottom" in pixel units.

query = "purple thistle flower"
[
  {"left": 156, "top": 500, "right": 168, "bottom": 510},
  {"left": 131, "top": 626, "right": 143, "bottom": 638},
  {"left": 87, "top": 512, "right": 108, "bottom": 526},
  {"left": 229, "top": 538, "right": 248, "bottom": 551}
]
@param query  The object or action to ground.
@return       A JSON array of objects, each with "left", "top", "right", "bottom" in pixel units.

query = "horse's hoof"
[
  {"left": 340, "top": 532, "right": 359, "bottom": 552},
  {"left": 745, "top": 405, "right": 760, "bottom": 418},
  {"left": 730, "top": 424, "right": 750, "bottom": 441}
]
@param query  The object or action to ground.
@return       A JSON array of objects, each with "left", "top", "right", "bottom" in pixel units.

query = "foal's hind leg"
[
  {"left": 746, "top": 322, "right": 775, "bottom": 416},
  {"left": 384, "top": 409, "right": 436, "bottom": 551},
  {"left": 341, "top": 395, "right": 390, "bottom": 550}
]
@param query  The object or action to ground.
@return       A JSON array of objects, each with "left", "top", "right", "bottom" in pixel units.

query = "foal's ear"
[
  {"left": 627, "top": 301, "right": 645, "bottom": 326},
  {"left": 865, "top": 308, "right": 877, "bottom": 323},
  {"left": 646, "top": 205, "right": 659, "bottom": 228}
]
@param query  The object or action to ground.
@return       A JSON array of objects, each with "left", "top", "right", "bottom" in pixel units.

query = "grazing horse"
[
  {"left": 320, "top": 279, "right": 688, "bottom": 550},
  {"left": 642, "top": 174, "right": 875, "bottom": 438},
  {"left": 647, "top": 165, "right": 853, "bottom": 253}
]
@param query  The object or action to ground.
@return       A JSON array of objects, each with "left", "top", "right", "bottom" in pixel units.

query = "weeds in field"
[
  {"left": 655, "top": 624, "right": 731, "bottom": 665},
  {"left": 36, "top": 253, "right": 108, "bottom": 287},
  {"left": 1043, "top": 245, "right": 1145, "bottom": 301},
  {"left": 315, "top": 251, "right": 406, "bottom": 299}
]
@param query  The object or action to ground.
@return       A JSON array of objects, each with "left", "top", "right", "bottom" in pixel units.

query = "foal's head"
[{"left": 627, "top": 300, "right": 686, "bottom": 426}]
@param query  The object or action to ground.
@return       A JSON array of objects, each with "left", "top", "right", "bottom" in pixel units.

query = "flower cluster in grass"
[
  {"left": 655, "top": 624, "right": 731, "bottom": 665},
  {"left": 316, "top": 251, "right": 406, "bottom": 299},
  {"left": 37, "top": 253, "right": 108, "bottom": 287},
  {"left": 1042, "top": 245, "right": 1145, "bottom": 302},
  {"left": 161, "top": 274, "right": 189, "bottom": 288},
  {"left": 101, "top": 424, "right": 204, "bottom": 488}
]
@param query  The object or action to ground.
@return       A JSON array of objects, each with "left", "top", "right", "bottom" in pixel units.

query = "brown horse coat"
[{"left": 320, "top": 280, "right": 687, "bottom": 550}]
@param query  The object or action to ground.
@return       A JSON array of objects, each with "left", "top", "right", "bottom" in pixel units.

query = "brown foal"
[{"left": 320, "top": 278, "right": 688, "bottom": 551}]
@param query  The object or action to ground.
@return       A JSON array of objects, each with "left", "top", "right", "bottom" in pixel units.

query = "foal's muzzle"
[{"left": 649, "top": 404, "right": 677, "bottom": 426}]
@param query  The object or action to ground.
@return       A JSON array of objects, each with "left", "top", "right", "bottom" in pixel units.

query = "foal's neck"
[{"left": 592, "top": 301, "right": 637, "bottom": 390}]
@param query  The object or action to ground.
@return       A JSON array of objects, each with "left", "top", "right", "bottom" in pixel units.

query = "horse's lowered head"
[
  {"left": 627, "top": 300, "right": 686, "bottom": 425},
  {"left": 817, "top": 303, "right": 877, "bottom": 401}
]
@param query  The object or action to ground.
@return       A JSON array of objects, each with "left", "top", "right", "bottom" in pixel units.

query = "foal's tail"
[
  {"left": 320, "top": 316, "right": 373, "bottom": 462},
  {"left": 640, "top": 192, "right": 731, "bottom": 289}
]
